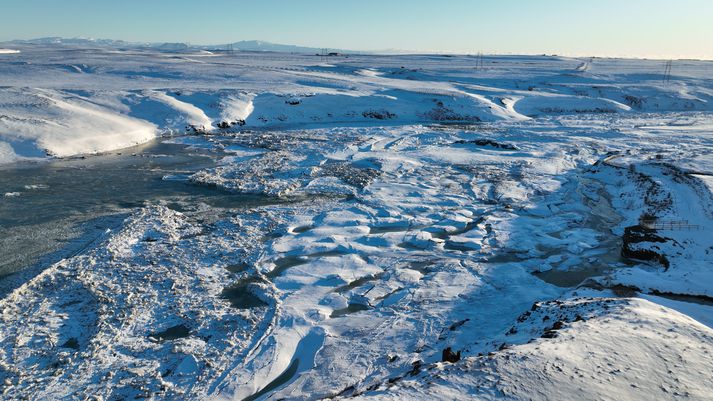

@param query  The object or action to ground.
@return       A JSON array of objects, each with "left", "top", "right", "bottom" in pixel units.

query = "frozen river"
[{"left": 0, "top": 138, "right": 273, "bottom": 279}]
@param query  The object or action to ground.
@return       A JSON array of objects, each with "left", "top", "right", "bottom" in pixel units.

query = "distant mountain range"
[
  {"left": 215, "top": 40, "right": 348, "bottom": 54},
  {"left": 9, "top": 37, "right": 140, "bottom": 47},
  {"left": 5, "top": 37, "right": 357, "bottom": 54}
]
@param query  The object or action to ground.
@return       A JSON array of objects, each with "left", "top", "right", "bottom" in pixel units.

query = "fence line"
[{"left": 640, "top": 219, "right": 702, "bottom": 231}]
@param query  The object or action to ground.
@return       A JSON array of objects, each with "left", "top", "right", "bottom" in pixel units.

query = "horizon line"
[{"left": 2, "top": 36, "right": 712, "bottom": 62}]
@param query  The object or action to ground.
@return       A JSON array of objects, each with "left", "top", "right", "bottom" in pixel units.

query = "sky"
[{"left": 1, "top": 0, "right": 712, "bottom": 59}]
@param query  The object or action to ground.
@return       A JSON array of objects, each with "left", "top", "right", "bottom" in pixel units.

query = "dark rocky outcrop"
[
  {"left": 441, "top": 347, "right": 461, "bottom": 363},
  {"left": 216, "top": 119, "right": 246, "bottom": 130},
  {"left": 454, "top": 139, "right": 517, "bottom": 150},
  {"left": 362, "top": 109, "right": 396, "bottom": 120},
  {"left": 621, "top": 225, "right": 670, "bottom": 269}
]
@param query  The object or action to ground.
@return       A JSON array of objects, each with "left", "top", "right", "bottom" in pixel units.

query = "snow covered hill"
[
  {"left": 351, "top": 297, "right": 713, "bottom": 400},
  {"left": 2, "top": 44, "right": 713, "bottom": 164}
]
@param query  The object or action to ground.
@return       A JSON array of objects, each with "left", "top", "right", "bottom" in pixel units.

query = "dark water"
[
  {"left": 150, "top": 324, "right": 192, "bottom": 342},
  {"left": 0, "top": 138, "right": 270, "bottom": 277}
]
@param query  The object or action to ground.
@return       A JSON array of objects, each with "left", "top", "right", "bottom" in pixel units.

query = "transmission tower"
[
  {"left": 663, "top": 60, "right": 672, "bottom": 84},
  {"left": 474, "top": 51, "right": 485, "bottom": 70}
]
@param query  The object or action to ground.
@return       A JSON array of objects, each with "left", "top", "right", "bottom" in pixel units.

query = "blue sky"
[{"left": 2, "top": 0, "right": 712, "bottom": 58}]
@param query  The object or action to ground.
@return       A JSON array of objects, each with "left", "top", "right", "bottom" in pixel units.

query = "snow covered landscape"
[{"left": 1, "top": 40, "right": 712, "bottom": 400}]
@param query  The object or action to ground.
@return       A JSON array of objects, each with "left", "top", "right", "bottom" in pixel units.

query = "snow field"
[{"left": 1, "top": 46, "right": 713, "bottom": 400}]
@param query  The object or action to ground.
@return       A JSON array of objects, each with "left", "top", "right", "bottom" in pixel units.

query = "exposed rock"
[
  {"left": 621, "top": 225, "right": 670, "bottom": 268},
  {"left": 362, "top": 109, "right": 396, "bottom": 120},
  {"left": 442, "top": 347, "right": 461, "bottom": 363},
  {"left": 453, "top": 139, "right": 517, "bottom": 150}
]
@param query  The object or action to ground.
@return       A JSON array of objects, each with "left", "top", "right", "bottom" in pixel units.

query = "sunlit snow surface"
[{"left": 1, "top": 45, "right": 712, "bottom": 400}]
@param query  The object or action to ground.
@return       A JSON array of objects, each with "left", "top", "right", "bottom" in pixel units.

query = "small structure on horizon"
[{"left": 318, "top": 49, "right": 343, "bottom": 61}]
